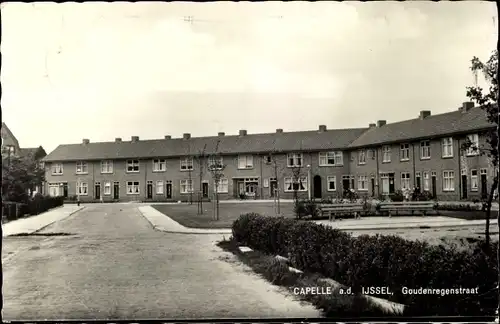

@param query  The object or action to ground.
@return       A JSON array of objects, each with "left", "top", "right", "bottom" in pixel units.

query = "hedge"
[
  {"left": 21, "top": 195, "right": 65, "bottom": 217},
  {"left": 232, "top": 213, "right": 498, "bottom": 316}
]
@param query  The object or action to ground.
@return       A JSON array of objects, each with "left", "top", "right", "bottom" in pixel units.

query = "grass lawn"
[{"left": 152, "top": 202, "right": 295, "bottom": 228}]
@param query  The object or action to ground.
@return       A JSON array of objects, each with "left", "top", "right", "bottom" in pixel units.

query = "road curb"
[{"left": 31, "top": 206, "right": 86, "bottom": 234}]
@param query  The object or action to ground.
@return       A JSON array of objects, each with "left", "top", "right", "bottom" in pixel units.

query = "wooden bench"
[
  {"left": 319, "top": 203, "right": 365, "bottom": 221},
  {"left": 378, "top": 201, "right": 436, "bottom": 217}
]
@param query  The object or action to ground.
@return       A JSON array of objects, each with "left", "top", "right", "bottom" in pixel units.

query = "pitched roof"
[
  {"left": 348, "top": 106, "right": 494, "bottom": 148},
  {"left": 19, "top": 146, "right": 47, "bottom": 160},
  {"left": 1, "top": 122, "right": 20, "bottom": 149},
  {"left": 42, "top": 128, "right": 368, "bottom": 162}
]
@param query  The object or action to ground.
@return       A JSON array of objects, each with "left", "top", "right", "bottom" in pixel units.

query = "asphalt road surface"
[{"left": 2, "top": 204, "right": 320, "bottom": 320}]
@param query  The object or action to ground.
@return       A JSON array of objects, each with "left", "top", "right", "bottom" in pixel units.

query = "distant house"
[{"left": 1, "top": 122, "right": 47, "bottom": 195}]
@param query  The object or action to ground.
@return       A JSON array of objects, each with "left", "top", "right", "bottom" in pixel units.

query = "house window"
[
  {"left": 284, "top": 176, "right": 308, "bottom": 192},
  {"left": 287, "top": 153, "right": 303, "bottom": 167},
  {"left": 126, "top": 160, "right": 140, "bottom": 172},
  {"left": 358, "top": 150, "right": 366, "bottom": 165},
  {"left": 76, "top": 161, "right": 88, "bottom": 174},
  {"left": 420, "top": 141, "right": 430, "bottom": 159},
  {"left": 441, "top": 137, "right": 453, "bottom": 158},
  {"left": 104, "top": 181, "right": 111, "bottom": 195},
  {"left": 153, "top": 159, "right": 167, "bottom": 172},
  {"left": 401, "top": 172, "right": 411, "bottom": 190},
  {"left": 101, "top": 160, "right": 113, "bottom": 173},
  {"left": 423, "top": 172, "right": 430, "bottom": 191},
  {"left": 358, "top": 176, "right": 368, "bottom": 191},
  {"left": 127, "top": 181, "right": 140, "bottom": 194},
  {"left": 49, "top": 184, "right": 60, "bottom": 197},
  {"left": 319, "top": 151, "right": 343, "bottom": 166},
  {"left": 466, "top": 134, "right": 479, "bottom": 156},
  {"left": 238, "top": 155, "right": 254, "bottom": 169},
  {"left": 264, "top": 155, "right": 272, "bottom": 164},
  {"left": 400, "top": 144, "right": 410, "bottom": 161},
  {"left": 156, "top": 180, "right": 164, "bottom": 194},
  {"left": 443, "top": 171, "right": 455, "bottom": 192},
  {"left": 327, "top": 176, "right": 336, "bottom": 191},
  {"left": 214, "top": 178, "right": 229, "bottom": 193},
  {"left": 471, "top": 169, "right": 478, "bottom": 191},
  {"left": 208, "top": 156, "right": 224, "bottom": 170},
  {"left": 382, "top": 146, "right": 391, "bottom": 163},
  {"left": 52, "top": 163, "right": 63, "bottom": 175},
  {"left": 180, "top": 157, "right": 194, "bottom": 171},
  {"left": 76, "top": 182, "right": 88, "bottom": 196},
  {"left": 180, "top": 179, "right": 194, "bottom": 194}
]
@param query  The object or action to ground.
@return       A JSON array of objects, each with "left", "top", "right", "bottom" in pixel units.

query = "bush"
[
  {"left": 22, "top": 195, "right": 64, "bottom": 216},
  {"left": 294, "top": 200, "right": 307, "bottom": 219},
  {"left": 232, "top": 213, "right": 498, "bottom": 316}
]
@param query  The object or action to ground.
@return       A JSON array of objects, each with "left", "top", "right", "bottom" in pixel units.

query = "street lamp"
[{"left": 306, "top": 164, "right": 311, "bottom": 200}]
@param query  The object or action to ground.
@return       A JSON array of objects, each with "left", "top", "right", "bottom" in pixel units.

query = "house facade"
[{"left": 42, "top": 102, "right": 497, "bottom": 202}]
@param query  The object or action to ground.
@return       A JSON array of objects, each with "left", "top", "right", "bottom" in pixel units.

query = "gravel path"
[{"left": 2, "top": 204, "right": 321, "bottom": 320}]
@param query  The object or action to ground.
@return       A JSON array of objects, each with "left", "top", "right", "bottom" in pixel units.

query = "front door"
[
  {"left": 202, "top": 182, "right": 209, "bottom": 198},
  {"left": 113, "top": 182, "right": 119, "bottom": 199},
  {"left": 416, "top": 176, "right": 421, "bottom": 192},
  {"left": 342, "top": 178, "right": 350, "bottom": 192},
  {"left": 461, "top": 175, "right": 468, "bottom": 199},
  {"left": 166, "top": 182, "right": 172, "bottom": 199},
  {"left": 313, "top": 175, "right": 322, "bottom": 199},
  {"left": 270, "top": 180, "right": 277, "bottom": 197},
  {"left": 388, "top": 173, "right": 395, "bottom": 194},
  {"left": 147, "top": 181, "right": 153, "bottom": 199},
  {"left": 95, "top": 183, "right": 101, "bottom": 200},
  {"left": 371, "top": 178, "right": 375, "bottom": 197},
  {"left": 431, "top": 175, "right": 437, "bottom": 198},
  {"left": 63, "top": 183, "right": 68, "bottom": 198},
  {"left": 481, "top": 174, "right": 488, "bottom": 199},
  {"left": 238, "top": 182, "right": 245, "bottom": 195}
]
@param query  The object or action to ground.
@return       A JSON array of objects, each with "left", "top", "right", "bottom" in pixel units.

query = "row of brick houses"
[{"left": 42, "top": 102, "right": 496, "bottom": 202}]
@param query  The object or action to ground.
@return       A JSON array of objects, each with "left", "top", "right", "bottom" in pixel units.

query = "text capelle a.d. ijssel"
[{"left": 292, "top": 286, "right": 480, "bottom": 296}]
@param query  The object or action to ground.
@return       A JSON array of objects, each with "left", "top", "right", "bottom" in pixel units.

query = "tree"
[
  {"left": 208, "top": 140, "right": 226, "bottom": 221},
  {"left": 2, "top": 155, "right": 45, "bottom": 203},
  {"left": 195, "top": 144, "right": 208, "bottom": 215},
  {"left": 267, "top": 151, "right": 285, "bottom": 217},
  {"left": 465, "top": 49, "right": 499, "bottom": 250}
]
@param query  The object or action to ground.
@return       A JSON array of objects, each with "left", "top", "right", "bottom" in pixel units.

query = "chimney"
[
  {"left": 318, "top": 125, "right": 327, "bottom": 132},
  {"left": 419, "top": 110, "right": 431, "bottom": 120},
  {"left": 131, "top": 136, "right": 139, "bottom": 142},
  {"left": 461, "top": 101, "right": 474, "bottom": 112},
  {"left": 369, "top": 123, "right": 376, "bottom": 128},
  {"left": 183, "top": 133, "right": 191, "bottom": 140},
  {"left": 377, "top": 120, "right": 387, "bottom": 127},
  {"left": 115, "top": 138, "right": 122, "bottom": 143},
  {"left": 82, "top": 139, "right": 90, "bottom": 145},
  {"left": 239, "top": 129, "right": 247, "bottom": 136},
  {"left": 276, "top": 128, "right": 283, "bottom": 133},
  {"left": 164, "top": 135, "right": 171, "bottom": 139},
  {"left": 218, "top": 132, "right": 225, "bottom": 136}
]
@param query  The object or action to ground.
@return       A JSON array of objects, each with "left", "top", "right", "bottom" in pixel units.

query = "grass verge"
[{"left": 217, "top": 238, "right": 402, "bottom": 317}]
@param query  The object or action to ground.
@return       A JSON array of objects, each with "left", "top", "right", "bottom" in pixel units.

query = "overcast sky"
[{"left": 2, "top": 1, "right": 497, "bottom": 153}]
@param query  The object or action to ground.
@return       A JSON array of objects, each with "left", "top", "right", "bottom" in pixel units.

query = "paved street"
[{"left": 2, "top": 204, "right": 320, "bottom": 320}]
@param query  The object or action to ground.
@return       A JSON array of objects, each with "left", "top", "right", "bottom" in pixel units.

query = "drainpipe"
[
  {"left": 144, "top": 160, "right": 147, "bottom": 201},
  {"left": 412, "top": 143, "right": 416, "bottom": 189},
  {"left": 375, "top": 147, "right": 380, "bottom": 196},
  {"left": 260, "top": 154, "right": 263, "bottom": 199},
  {"left": 458, "top": 138, "right": 462, "bottom": 199}
]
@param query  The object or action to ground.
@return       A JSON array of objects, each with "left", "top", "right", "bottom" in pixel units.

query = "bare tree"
[
  {"left": 208, "top": 140, "right": 226, "bottom": 221},
  {"left": 195, "top": 144, "right": 208, "bottom": 215},
  {"left": 267, "top": 151, "right": 285, "bottom": 217}
]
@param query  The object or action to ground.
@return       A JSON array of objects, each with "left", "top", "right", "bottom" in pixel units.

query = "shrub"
[
  {"left": 343, "top": 189, "right": 359, "bottom": 202},
  {"left": 436, "top": 203, "right": 481, "bottom": 211},
  {"left": 389, "top": 190, "right": 405, "bottom": 202},
  {"left": 23, "top": 195, "right": 64, "bottom": 216},
  {"left": 294, "top": 200, "right": 307, "bottom": 219},
  {"left": 232, "top": 213, "right": 498, "bottom": 316}
]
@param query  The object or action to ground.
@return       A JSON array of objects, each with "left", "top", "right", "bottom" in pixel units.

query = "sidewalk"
[
  {"left": 315, "top": 216, "right": 498, "bottom": 231},
  {"left": 2, "top": 205, "right": 85, "bottom": 237},
  {"left": 138, "top": 206, "right": 232, "bottom": 234}
]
